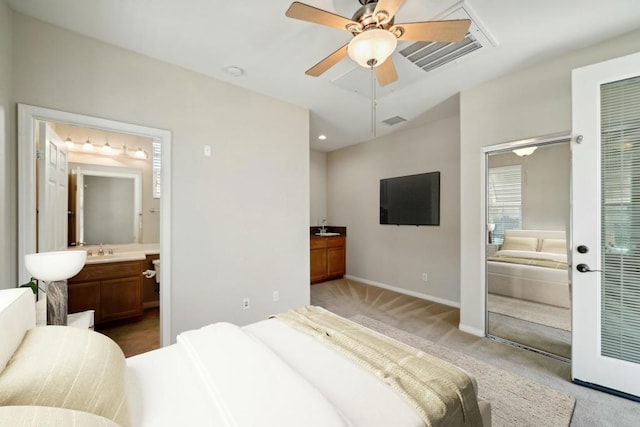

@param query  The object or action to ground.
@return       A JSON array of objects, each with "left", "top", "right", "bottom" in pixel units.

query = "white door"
[
  {"left": 572, "top": 51, "right": 640, "bottom": 398},
  {"left": 37, "top": 122, "right": 68, "bottom": 252}
]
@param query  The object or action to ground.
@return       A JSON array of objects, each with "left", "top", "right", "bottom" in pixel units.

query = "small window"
[
  {"left": 152, "top": 141, "right": 161, "bottom": 199},
  {"left": 488, "top": 165, "right": 522, "bottom": 245}
]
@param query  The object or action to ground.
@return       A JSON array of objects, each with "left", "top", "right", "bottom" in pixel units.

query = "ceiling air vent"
[
  {"left": 400, "top": 32, "right": 482, "bottom": 73},
  {"left": 382, "top": 116, "right": 407, "bottom": 126}
]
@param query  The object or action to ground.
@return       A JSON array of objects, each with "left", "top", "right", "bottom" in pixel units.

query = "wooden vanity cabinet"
[
  {"left": 327, "top": 237, "right": 346, "bottom": 278},
  {"left": 310, "top": 238, "right": 328, "bottom": 283},
  {"left": 310, "top": 235, "right": 346, "bottom": 284},
  {"left": 68, "top": 260, "right": 143, "bottom": 324}
]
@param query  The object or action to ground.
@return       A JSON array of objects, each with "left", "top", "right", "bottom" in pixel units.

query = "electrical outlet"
[
  {"left": 272, "top": 290, "right": 279, "bottom": 302},
  {"left": 421, "top": 273, "right": 428, "bottom": 282},
  {"left": 242, "top": 298, "right": 250, "bottom": 310}
]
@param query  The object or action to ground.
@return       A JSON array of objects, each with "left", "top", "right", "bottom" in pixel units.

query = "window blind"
[
  {"left": 152, "top": 141, "right": 161, "bottom": 199},
  {"left": 600, "top": 75, "right": 640, "bottom": 364},
  {"left": 488, "top": 165, "right": 522, "bottom": 245}
]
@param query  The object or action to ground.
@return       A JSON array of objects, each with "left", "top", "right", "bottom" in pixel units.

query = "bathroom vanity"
[
  {"left": 310, "top": 227, "right": 346, "bottom": 284},
  {"left": 68, "top": 260, "right": 143, "bottom": 324},
  {"left": 67, "top": 244, "right": 159, "bottom": 325}
]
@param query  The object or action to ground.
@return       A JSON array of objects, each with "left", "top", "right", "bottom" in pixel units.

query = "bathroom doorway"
[{"left": 18, "top": 104, "right": 172, "bottom": 347}]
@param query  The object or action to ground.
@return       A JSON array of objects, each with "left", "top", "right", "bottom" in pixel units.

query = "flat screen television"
[{"left": 380, "top": 172, "right": 440, "bottom": 226}]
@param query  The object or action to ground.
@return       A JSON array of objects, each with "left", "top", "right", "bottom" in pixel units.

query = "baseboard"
[
  {"left": 143, "top": 301, "right": 159, "bottom": 309},
  {"left": 458, "top": 323, "right": 485, "bottom": 337},
  {"left": 344, "top": 275, "right": 460, "bottom": 308}
]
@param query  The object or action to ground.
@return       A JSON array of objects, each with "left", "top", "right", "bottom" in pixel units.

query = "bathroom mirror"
[
  {"left": 70, "top": 163, "right": 142, "bottom": 246},
  {"left": 51, "top": 122, "right": 161, "bottom": 248}
]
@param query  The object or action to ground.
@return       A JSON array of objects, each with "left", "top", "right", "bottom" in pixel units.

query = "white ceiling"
[{"left": 7, "top": 0, "right": 640, "bottom": 151}]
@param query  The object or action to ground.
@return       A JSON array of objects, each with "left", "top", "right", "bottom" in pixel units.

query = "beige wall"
[
  {"left": 327, "top": 103, "right": 461, "bottom": 305},
  {"left": 0, "top": 0, "right": 13, "bottom": 290},
  {"left": 488, "top": 143, "right": 570, "bottom": 232},
  {"left": 11, "top": 13, "right": 310, "bottom": 339},
  {"left": 309, "top": 150, "right": 327, "bottom": 227},
  {"left": 459, "top": 28, "right": 640, "bottom": 334}
]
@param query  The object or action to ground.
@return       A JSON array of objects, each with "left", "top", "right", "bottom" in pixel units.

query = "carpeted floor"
[
  {"left": 488, "top": 293, "right": 571, "bottom": 331},
  {"left": 487, "top": 293, "right": 572, "bottom": 359},
  {"left": 352, "top": 314, "right": 575, "bottom": 427},
  {"left": 312, "top": 278, "right": 640, "bottom": 426}
]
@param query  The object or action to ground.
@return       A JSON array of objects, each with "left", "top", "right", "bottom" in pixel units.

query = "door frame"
[
  {"left": 18, "top": 104, "right": 173, "bottom": 347},
  {"left": 481, "top": 131, "right": 571, "bottom": 337}
]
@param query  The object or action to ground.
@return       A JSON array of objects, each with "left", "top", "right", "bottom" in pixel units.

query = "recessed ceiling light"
[
  {"left": 224, "top": 66, "right": 245, "bottom": 77},
  {"left": 318, "top": 134, "right": 327, "bottom": 140}
]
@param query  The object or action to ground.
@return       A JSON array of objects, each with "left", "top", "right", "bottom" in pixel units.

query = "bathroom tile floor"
[{"left": 96, "top": 308, "right": 160, "bottom": 357}]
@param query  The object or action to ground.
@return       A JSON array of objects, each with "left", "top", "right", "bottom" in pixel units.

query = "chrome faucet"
[
  {"left": 320, "top": 219, "right": 327, "bottom": 233},
  {"left": 98, "top": 244, "right": 104, "bottom": 256}
]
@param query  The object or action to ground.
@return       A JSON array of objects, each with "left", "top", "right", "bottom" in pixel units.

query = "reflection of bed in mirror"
[{"left": 487, "top": 230, "right": 570, "bottom": 308}]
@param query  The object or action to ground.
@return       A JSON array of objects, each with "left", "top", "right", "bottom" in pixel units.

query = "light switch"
[{"left": 204, "top": 145, "right": 212, "bottom": 157}]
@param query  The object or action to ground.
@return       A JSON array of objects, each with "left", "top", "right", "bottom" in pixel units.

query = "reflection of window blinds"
[
  {"left": 600, "top": 75, "right": 640, "bottom": 364},
  {"left": 488, "top": 165, "right": 522, "bottom": 244},
  {"left": 152, "top": 141, "right": 161, "bottom": 199}
]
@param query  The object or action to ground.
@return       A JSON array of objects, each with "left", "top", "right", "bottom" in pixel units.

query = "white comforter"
[
  {"left": 127, "top": 319, "right": 428, "bottom": 427},
  {"left": 176, "top": 322, "right": 352, "bottom": 427}
]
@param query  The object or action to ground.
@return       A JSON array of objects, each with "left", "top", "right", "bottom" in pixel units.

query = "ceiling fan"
[{"left": 285, "top": 0, "right": 471, "bottom": 86}]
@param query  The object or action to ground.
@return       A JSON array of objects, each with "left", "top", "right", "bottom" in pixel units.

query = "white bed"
[
  {"left": 487, "top": 230, "right": 570, "bottom": 308},
  {"left": 0, "top": 288, "right": 491, "bottom": 426}
]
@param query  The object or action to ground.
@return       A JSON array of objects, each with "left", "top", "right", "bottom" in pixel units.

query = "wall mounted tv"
[{"left": 380, "top": 171, "right": 440, "bottom": 226}]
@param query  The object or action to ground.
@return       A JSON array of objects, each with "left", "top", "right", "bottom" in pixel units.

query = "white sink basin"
[{"left": 315, "top": 232, "right": 340, "bottom": 236}]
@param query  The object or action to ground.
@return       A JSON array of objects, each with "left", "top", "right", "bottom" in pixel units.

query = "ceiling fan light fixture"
[
  {"left": 348, "top": 28, "right": 397, "bottom": 68},
  {"left": 513, "top": 146, "right": 537, "bottom": 157}
]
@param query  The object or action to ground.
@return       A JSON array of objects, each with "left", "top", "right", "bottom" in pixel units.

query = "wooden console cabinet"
[
  {"left": 311, "top": 235, "right": 346, "bottom": 284},
  {"left": 68, "top": 260, "right": 143, "bottom": 325}
]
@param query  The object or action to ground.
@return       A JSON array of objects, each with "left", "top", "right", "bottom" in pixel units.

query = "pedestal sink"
[{"left": 24, "top": 250, "right": 87, "bottom": 325}]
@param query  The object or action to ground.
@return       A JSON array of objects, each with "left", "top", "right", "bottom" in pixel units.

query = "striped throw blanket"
[{"left": 273, "top": 306, "right": 483, "bottom": 427}]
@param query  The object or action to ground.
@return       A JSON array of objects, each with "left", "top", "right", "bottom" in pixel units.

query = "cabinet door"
[
  {"left": 68, "top": 281, "right": 101, "bottom": 320},
  {"left": 310, "top": 248, "right": 328, "bottom": 284},
  {"left": 327, "top": 246, "right": 346, "bottom": 279},
  {"left": 100, "top": 277, "right": 142, "bottom": 322}
]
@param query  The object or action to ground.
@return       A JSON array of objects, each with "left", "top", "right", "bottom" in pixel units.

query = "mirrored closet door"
[{"left": 485, "top": 139, "right": 572, "bottom": 360}]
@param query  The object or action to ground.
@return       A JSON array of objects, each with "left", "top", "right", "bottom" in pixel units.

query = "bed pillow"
[
  {"left": 0, "top": 326, "right": 129, "bottom": 426},
  {"left": 540, "top": 238, "right": 567, "bottom": 254},
  {"left": 501, "top": 236, "right": 538, "bottom": 252},
  {"left": 0, "top": 288, "right": 36, "bottom": 374},
  {"left": 0, "top": 406, "right": 120, "bottom": 427}
]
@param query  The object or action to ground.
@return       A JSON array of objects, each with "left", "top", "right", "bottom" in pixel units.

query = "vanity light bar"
[{"left": 65, "top": 139, "right": 148, "bottom": 160}]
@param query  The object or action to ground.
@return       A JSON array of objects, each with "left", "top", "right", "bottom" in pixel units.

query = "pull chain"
[{"left": 371, "top": 65, "right": 377, "bottom": 137}]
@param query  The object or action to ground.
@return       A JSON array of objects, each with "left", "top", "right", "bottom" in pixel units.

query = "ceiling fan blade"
[
  {"left": 373, "top": 0, "right": 406, "bottom": 21},
  {"left": 393, "top": 19, "right": 471, "bottom": 43},
  {"left": 375, "top": 57, "right": 398, "bottom": 87},
  {"left": 286, "top": 2, "right": 358, "bottom": 32},
  {"left": 305, "top": 43, "right": 349, "bottom": 77}
]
